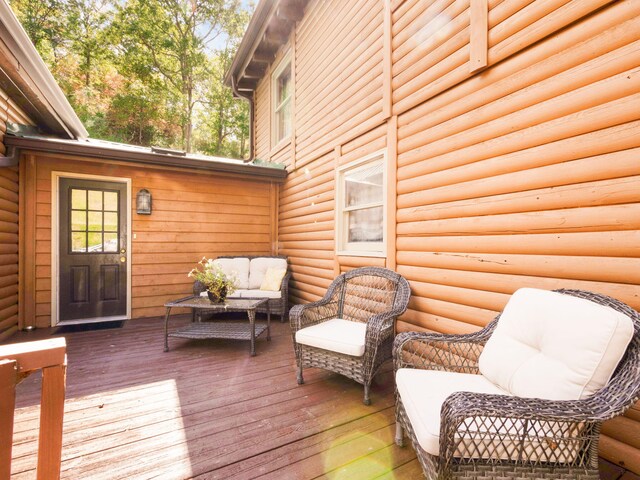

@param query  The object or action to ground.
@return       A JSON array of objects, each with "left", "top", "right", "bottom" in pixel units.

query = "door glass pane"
[
  {"left": 103, "top": 212, "right": 118, "bottom": 232},
  {"left": 104, "top": 191, "right": 118, "bottom": 211},
  {"left": 103, "top": 233, "right": 118, "bottom": 252},
  {"left": 345, "top": 161, "right": 383, "bottom": 207},
  {"left": 71, "top": 211, "right": 86, "bottom": 231},
  {"left": 88, "top": 190, "right": 103, "bottom": 210},
  {"left": 348, "top": 206, "right": 383, "bottom": 243},
  {"left": 71, "top": 189, "right": 86, "bottom": 209},
  {"left": 72, "top": 232, "right": 87, "bottom": 252},
  {"left": 88, "top": 211, "right": 102, "bottom": 231},
  {"left": 88, "top": 232, "right": 103, "bottom": 252}
]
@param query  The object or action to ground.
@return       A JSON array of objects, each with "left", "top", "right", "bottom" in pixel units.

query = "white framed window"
[
  {"left": 336, "top": 151, "right": 386, "bottom": 256},
  {"left": 271, "top": 51, "right": 292, "bottom": 146}
]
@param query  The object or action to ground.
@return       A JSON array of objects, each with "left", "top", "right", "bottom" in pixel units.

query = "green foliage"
[
  {"left": 188, "top": 258, "right": 237, "bottom": 300},
  {"left": 9, "top": 0, "right": 252, "bottom": 159}
]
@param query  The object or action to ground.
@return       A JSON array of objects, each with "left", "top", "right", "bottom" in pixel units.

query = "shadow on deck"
[{"left": 6, "top": 316, "right": 635, "bottom": 479}]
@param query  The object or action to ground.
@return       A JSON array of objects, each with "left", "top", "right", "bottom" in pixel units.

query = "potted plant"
[{"left": 188, "top": 257, "right": 237, "bottom": 303}]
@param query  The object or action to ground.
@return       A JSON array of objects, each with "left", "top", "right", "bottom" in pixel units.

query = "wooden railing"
[{"left": 0, "top": 338, "right": 67, "bottom": 480}]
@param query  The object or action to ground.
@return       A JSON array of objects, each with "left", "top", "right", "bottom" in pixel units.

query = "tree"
[
  {"left": 9, "top": 0, "right": 65, "bottom": 61},
  {"left": 114, "top": 0, "right": 245, "bottom": 153},
  {"left": 66, "top": 0, "right": 113, "bottom": 87},
  {"left": 195, "top": 17, "right": 249, "bottom": 158},
  {"left": 9, "top": 0, "right": 253, "bottom": 158}
]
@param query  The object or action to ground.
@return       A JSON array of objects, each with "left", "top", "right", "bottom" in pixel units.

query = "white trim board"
[{"left": 51, "top": 171, "right": 132, "bottom": 326}]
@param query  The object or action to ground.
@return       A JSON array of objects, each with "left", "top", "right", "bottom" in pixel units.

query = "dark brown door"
[{"left": 59, "top": 178, "right": 127, "bottom": 322}]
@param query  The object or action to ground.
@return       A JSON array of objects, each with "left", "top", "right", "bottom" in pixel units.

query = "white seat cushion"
[
  {"left": 295, "top": 318, "right": 367, "bottom": 357},
  {"left": 396, "top": 369, "right": 580, "bottom": 462},
  {"left": 237, "top": 289, "right": 281, "bottom": 299},
  {"left": 249, "top": 257, "right": 288, "bottom": 289},
  {"left": 205, "top": 289, "right": 281, "bottom": 299},
  {"left": 479, "top": 288, "right": 634, "bottom": 400},
  {"left": 213, "top": 258, "right": 250, "bottom": 289}
]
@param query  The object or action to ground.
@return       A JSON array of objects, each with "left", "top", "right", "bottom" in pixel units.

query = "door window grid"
[{"left": 70, "top": 189, "right": 119, "bottom": 253}]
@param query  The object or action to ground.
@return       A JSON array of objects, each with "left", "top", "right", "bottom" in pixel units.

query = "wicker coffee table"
[{"left": 163, "top": 296, "right": 270, "bottom": 356}]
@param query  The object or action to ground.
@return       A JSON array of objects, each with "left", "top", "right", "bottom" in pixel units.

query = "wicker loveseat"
[
  {"left": 290, "top": 267, "right": 411, "bottom": 405},
  {"left": 394, "top": 288, "right": 640, "bottom": 479},
  {"left": 193, "top": 255, "right": 290, "bottom": 321}
]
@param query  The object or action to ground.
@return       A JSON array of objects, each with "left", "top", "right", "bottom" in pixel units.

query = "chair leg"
[
  {"left": 395, "top": 422, "right": 404, "bottom": 447},
  {"left": 363, "top": 383, "right": 371, "bottom": 405},
  {"left": 297, "top": 365, "right": 304, "bottom": 385}
]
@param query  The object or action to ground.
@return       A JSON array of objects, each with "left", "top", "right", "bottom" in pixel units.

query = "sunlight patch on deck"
[{"left": 321, "top": 412, "right": 396, "bottom": 479}]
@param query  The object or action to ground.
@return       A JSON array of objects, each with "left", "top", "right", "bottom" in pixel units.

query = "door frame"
[{"left": 51, "top": 171, "right": 132, "bottom": 326}]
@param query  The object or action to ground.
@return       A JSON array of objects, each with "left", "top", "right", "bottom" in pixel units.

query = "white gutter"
[{"left": 0, "top": 0, "right": 88, "bottom": 139}]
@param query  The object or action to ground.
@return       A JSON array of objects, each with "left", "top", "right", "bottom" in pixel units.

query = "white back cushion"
[
  {"left": 213, "top": 258, "right": 250, "bottom": 289},
  {"left": 249, "top": 257, "right": 287, "bottom": 289},
  {"left": 479, "top": 288, "right": 634, "bottom": 400}
]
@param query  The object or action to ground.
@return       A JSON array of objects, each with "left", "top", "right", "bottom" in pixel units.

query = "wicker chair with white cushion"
[
  {"left": 290, "top": 267, "right": 411, "bottom": 405},
  {"left": 394, "top": 288, "right": 640, "bottom": 479}
]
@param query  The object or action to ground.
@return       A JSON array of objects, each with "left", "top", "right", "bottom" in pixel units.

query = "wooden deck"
[
  {"left": 8, "top": 316, "right": 421, "bottom": 479},
  {"left": 6, "top": 316, "right": 636, "bottom": 479}
]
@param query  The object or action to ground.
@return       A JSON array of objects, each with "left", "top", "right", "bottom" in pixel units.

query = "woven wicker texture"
[
  {"left": 290, "top": 267, "right": 411, "bottom": 405},
  {"left": 393, "top": 289, "right": 640, "bottom": 479}
]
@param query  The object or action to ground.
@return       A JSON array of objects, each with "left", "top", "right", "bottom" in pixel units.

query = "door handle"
[{"left": 120, "top": 256, "right": 126, "bottom": 263}]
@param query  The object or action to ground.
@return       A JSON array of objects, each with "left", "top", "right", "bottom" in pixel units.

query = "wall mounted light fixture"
[{"left": 136, "top": 189, "right": 152, "bottom": 215}]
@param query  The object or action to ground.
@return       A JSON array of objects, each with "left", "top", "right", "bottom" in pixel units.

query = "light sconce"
[{"left": 136, "top": 189, "right": 152, "bottom": 215}]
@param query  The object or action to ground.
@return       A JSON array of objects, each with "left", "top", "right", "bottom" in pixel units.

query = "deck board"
[
  {"left": 5, "top": 316, "right": 630, "bottom": 479},
  {"left": 7, "top": 317, "right": 409, "bottom": 479}
]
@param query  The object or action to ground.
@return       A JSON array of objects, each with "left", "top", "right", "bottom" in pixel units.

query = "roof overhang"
[
  {"left": 4, "top": 135, "right": 287, "bottom": 182},
  {"left": 0, "top": 0, "right": 88, "bottom": 139},
  {"left": 224, "top": 0, "right": 307, "bottom": 93}
]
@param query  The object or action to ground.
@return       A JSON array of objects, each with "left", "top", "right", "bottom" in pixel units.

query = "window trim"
[
  {"left": 271, "top": 50, "right": 292, "bottom": 147},
  {"left": 336, "top": 150, "right": 387, "bottom": 258}
]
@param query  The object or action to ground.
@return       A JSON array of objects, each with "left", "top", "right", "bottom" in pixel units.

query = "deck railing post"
[
  {"left": 36, "top": 360, "right": 67, "bottom": 480},
  {"left": 0, "top": 338, "right": 67, "bottom": 480},
  {"left": 0, "top": 359, "right": 18, "bottom": 480}
]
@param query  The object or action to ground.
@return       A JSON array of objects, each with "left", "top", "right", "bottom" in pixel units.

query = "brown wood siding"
[
  {"left": 294, "top": 0, "right": 385, "bottom": 167},
  {"left": 22, "top": 153, "right": 277, "bottom": 326},
  {"left": 393, "top": 0, "right": 640, "bottom": 471},
  {"left": 391, "top": 0, "right": 616, "bottom": 116},
  {"left": 279, "top": 149, "right": 335, "bottom": 304},
  {"left": 253, "top": 0, "right": 640, "bottom": 471},
  {"left": 0, "top": 88, "right": 30, "bottom": 341},
  {"left": 255, "top": 73, "right": 270, "bottom": 160}
]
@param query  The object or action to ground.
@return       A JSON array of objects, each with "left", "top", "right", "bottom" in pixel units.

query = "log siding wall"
[
  {"left": 20, "top": 154, "right": 278, "bottom": 326},
  {"left": 0, "top": 87, "right": 29, "bottom": 342},
  {"left": 255, "top": 0, "right": 640, "bottom": 472}
]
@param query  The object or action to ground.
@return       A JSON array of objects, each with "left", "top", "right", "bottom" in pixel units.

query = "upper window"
[
  {"left": 272, "top": 52, "right": 292, "bottom": 146},
  {"left": 337, "top": 151, "right": 386, "bottom": 256}
]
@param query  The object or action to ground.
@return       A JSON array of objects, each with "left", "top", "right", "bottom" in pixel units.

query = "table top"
[{"left": 164, "top": 296, "right": 268, "bottom": 310}]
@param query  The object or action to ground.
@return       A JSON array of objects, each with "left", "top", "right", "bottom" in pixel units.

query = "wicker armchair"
[
  {"left": 290, "top": 267, "right": 411, "bottom": 405},
  {"left": 394, "top": 289, "right": 640, "bottom": 479}
]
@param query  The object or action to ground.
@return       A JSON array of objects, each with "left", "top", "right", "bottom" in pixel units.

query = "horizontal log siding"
[
  {"left": 278, "top": 149, "right": 335, "bottom": 304},
  {"left": 0, "top": 88, "right": 29, "bottom": 341},
  {"left": 394, "top": 2, "right": 640, "bottom": 471},
  {"left": 251, "top": 0, "right": 640, "bottom": 469},
  {"left": 294, "top": 0, "right": 385, "bottom": 167},
  {"left": 391, "top": 0, "right": 616, "bottom": 115},
  {"left": 27, "top": 154, "right": 276, "bottom": 325},
  {"left": 255, "top": 74, "right": 270, "bottom": 160}
]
